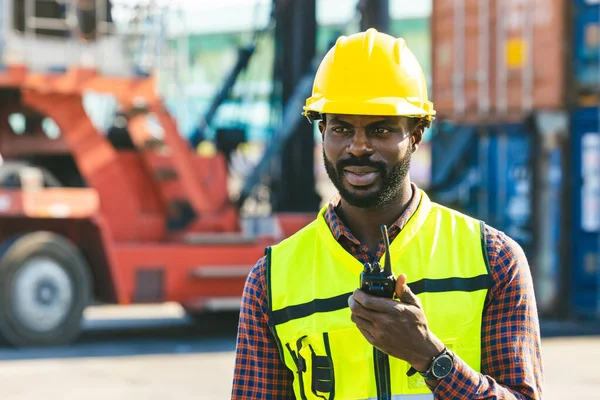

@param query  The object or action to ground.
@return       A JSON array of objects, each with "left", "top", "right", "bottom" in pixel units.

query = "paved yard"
[{"left": 0, "top": 304, "right": 598, "bottom": 399}]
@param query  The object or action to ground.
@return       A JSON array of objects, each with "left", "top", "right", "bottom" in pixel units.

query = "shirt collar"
[{"left": 323, "top": 183, "right": 422, "bottom": 244}]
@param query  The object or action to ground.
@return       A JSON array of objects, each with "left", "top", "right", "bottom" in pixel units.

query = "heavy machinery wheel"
[{"left": 0, "top": 232, "right": 91, "bottom": 347}]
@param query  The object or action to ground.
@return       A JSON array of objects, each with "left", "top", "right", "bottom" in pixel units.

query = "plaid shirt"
[{"left": 232, "top": 185, "right": 543, "bottom": 399}]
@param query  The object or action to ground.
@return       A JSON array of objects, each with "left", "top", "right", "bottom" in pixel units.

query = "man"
[{"left": 232, "top": 29, "right": 543, "bottom": 399}]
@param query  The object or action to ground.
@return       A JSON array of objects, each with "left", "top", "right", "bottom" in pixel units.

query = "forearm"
[{"left": 432, "top": 355, "right": 539, "bottom": 399}]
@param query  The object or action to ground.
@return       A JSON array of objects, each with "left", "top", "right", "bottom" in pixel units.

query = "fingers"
[
  {"left": 348, "top": 300, "right": 376, "bottom": 343},
  {"left": 350, "top": 312, "right": 371, "bottom": 327},
  {"left": 395, "top": 274, "right": 422, "bottom": 308},
  {"left": 352, "top": 289, "right": 397, "bottom": 312},
  {"left": 348, "top": 293, "right": 376, "bottom": 321},
  {"left": 394, "top": 273, "right": 407, "bottom": 296}
]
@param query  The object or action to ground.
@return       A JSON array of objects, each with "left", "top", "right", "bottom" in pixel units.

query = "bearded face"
[
  {"left": 320, "top": 114, "right": 416, "bottom": 209},
  {"left": 323, "top": 146, "right": 412, "bottom": 209}
]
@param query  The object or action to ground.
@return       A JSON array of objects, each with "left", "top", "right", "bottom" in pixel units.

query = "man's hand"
[{"left": 348, "top": 274, "right": 445, "bottom": 372}]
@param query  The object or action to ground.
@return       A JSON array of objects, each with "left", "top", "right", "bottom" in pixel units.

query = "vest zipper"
[{"left": 373, "top": 347, "right": 391, "bottom": 400}]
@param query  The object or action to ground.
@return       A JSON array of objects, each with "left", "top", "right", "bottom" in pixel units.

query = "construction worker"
[{"left": 232, "top": 29, "right": 543, "bottom": 399}]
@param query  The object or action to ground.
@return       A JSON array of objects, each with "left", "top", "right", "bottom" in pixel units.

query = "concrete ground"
[
  {"left": 541, "top": 336, "right": 600, "bottom": 400},
  {"left": 0, "top": 303, "right": 598, "bottom": 399}
]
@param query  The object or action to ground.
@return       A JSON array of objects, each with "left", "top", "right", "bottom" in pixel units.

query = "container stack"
[{"left": 430, "top": 0, "right": 600, "bottom": 319}]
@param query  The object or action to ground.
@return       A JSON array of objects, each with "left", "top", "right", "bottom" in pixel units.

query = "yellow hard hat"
[{"left": 304, "top": 28, "right": 435, "bottom": 122}]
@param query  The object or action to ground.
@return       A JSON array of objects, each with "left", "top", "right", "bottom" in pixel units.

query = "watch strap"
[
  {"left": 406, "top": 348, "right": 453, "bottom": 381},
  {"left": 419, "top": 347, "right": 454, "bottom": 381}
]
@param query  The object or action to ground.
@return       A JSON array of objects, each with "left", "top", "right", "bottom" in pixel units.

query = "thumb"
[{"left": 395, "top": 274, "right": 421, "bottom": 307}]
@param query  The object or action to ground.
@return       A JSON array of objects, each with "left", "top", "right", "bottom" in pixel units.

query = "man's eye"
[
  {"left": 373, "top": 128, "right": 391, "bottom": 135},
  {"left": 332, "top": 127, "right": 351, "bottom": 133}
]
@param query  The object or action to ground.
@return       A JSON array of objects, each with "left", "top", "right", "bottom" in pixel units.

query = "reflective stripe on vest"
[{"left": 267, "top": 190, "right": 491, "bottom": 400}]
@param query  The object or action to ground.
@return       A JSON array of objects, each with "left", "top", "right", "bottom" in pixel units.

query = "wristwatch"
[{"left": 416, "top": 347, "right": 454, "bottom": 381}]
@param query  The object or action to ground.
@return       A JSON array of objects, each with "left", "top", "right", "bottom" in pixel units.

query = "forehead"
[{"left": 325, "top": 114, "right": 408, "bottom": 128}]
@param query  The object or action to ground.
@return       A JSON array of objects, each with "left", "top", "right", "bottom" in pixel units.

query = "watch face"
[{"left": 432, "top": 355, "right": 453, "bottom": 379}]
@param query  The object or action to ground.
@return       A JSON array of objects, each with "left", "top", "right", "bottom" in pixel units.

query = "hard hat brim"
[{"left": 303, "top": 96, "right": 435, "bottom": 120}]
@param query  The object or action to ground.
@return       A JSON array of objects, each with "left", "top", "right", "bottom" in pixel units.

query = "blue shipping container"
[
  {"left": 577, "top": 0, "right": 600, "bottom": 7},
  {"left": 575, "top": 1, "right": 600, "bottom": 95},
  {"left": 431, "top": 121, "right": 575, "bottom": 314},
  {"left": 430, "top": 123, "right": 534, "bottom": 254},
  {"left": 429, "top": 122, "right": 480, "bottom": 217},
  {"left": 488, "top": 125, "right": 533, "bottom": 251},
  {"left": 571, "top": 107, "right": 600, "bottom": 319}
]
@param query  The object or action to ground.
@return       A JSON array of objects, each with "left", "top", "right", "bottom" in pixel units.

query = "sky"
[{"left": 110, "top": 0, "right": 432, "bottom": 34}]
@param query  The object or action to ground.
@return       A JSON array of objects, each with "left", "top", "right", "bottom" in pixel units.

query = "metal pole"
[
  {"left": 96, "top": 0, "right": 105, "bottom": 37},
  {"left": 357, "top": 0, "right": 389, "bottom": 33},
  {"left": 95, "top": 0, "right": 105, "bottom": 68},
  {"left": 497, "top": 130, "right": 508, "bottom": 229},
  {"left": 596, "top": 2, "right": 600, "bottom": 317},
  {"left": 0, "top": 0, "right": 5, "bottom": 65},
  {"left": 25, "top": 0, "right": 36, "bottom": 65},
  {"left": 478, "top": 133, "right": 490, "bottom": 221},
  {"left": 270, "top": 0, "right": 320, "bottom": 213}
]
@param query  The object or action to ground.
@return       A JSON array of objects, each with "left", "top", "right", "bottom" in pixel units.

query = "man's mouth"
[{"left": 343, "top": 166, "right": 380, "bottom": 187}]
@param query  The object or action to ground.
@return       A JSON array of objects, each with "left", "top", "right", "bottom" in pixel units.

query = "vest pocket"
[
  {"left": 309, "top": 342, "right": 334, "bottom": 395},
  {"left": 285, "top": 333, "right": 335, "bottom": 400}
]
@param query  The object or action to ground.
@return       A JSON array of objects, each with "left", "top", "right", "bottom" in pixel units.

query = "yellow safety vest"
[{"left": 267, "top": 191, "right": 491, "bottom": 400}]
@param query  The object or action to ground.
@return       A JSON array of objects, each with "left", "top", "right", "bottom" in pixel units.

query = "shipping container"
[
  {"left": 530, "top": 112, "right": 568, "bottom": 315},
  {"left": 431, "top": 0, "right": 600, "bottom": 319},
  {"left": 570, "top": 107, "right": 600, "bottom": 319},
  {"left": 429, "top": 117, "right": 570, "bottom": 316},
  {"left": 429, "top": 122, "right": 480, "bottom": 217},
  {"left": 430, "top": 122, "right": 534, "bottom": 253},
  {"left": 574, "top": 0, "right": 600, "bottom": 104},
  {"left": 431, "top": 0, "right": 570, "bottom": 122}
]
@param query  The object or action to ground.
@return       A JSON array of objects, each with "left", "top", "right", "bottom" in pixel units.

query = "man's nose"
[{"left": 346, "top": 131, "right": 374, "bottom": 157}]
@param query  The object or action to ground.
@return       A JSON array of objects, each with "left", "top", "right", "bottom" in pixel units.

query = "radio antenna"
[{"left": 380, "top": 225, "right": 392, "bottom": 275}]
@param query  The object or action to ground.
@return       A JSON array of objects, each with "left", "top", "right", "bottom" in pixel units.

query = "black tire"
[
  {"left": 185, "top": 307, "right": 240, "bottom": 330},
  {"left": 0, "top": 232, "right": 91, "bottom": 347}
]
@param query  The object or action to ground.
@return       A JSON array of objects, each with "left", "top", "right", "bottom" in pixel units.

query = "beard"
[{"left": 323, "top": 147, "right": 412, "bottom": 209}]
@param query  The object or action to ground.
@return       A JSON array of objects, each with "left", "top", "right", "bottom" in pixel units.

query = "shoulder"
[
  {"left": 428, "top": 201, "right": 525, "bottom": 266},
  {"left": 428, "top": 201, "right": 483, "bottom": 234},
  {"left": 241, "top": 255, "right": 274, "bottom": 324},
  {"left": 482, "top": 224, "right": 533, "bottom": 299},
  {"left": 427, "top": 197, "right": 521, "bottom": 262},
  {"left": 429, "top": 200, "right": 479, "bottom": 222},
  {"left": 428, "top": 199, "right": 531, "bottom": 290},
  {"left": 483, "top": 224, "right": 529, "bottom": 273},
  {"left": 243, "top": 256, "right": 268, "bottom": 303}
]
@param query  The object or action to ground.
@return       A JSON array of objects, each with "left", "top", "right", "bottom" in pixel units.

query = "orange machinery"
[
  {"left": 0, "top": 1, "right": 314, "bottom": 347},
  {"left": 0, "top": 65, "right": 314, "bottom": 347}
]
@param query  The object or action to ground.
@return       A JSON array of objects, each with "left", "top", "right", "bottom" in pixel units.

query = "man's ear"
[
  {"left": 318, "top": 121, "right": 326, "bottom": 140},
  {"left": 411, "top": 120, "right": 426, "bottom": 152}
]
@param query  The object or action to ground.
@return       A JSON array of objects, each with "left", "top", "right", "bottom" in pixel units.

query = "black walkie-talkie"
[{"left": 360, "top": 225, "right": 396, "bottom": 298}]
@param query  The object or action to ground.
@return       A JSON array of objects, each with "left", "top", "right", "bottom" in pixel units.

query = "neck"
[{"left": 337, "top": 181, "right": 414, "bottom": 252}]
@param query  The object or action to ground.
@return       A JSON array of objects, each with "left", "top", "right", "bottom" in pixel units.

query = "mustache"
[{"left": 336, "top": 155, "right": 386, "bottom": 171}]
